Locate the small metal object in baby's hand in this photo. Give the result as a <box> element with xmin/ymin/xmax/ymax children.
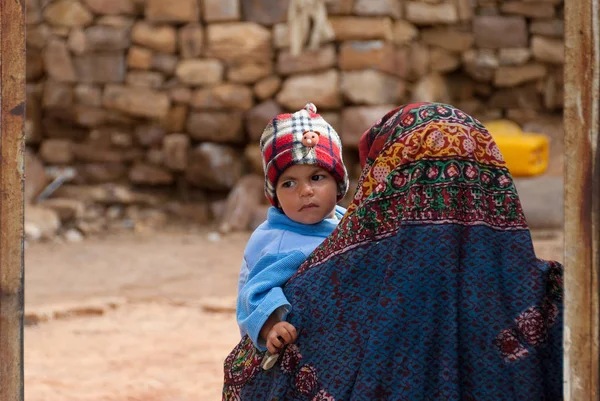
<box><xmin>261</xmin><ymin>351</ymin><xmax>280</xmax><ymax>370</ymax></box>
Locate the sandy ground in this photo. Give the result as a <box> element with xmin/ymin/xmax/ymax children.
<box><xmin>24</xmin><ymin>227</ymin><xmax>563</xmax><ymax>401</ymax></box>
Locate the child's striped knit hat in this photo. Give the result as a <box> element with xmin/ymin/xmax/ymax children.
<box><xmin>259</xmin><ymin>103</ymin><xmax>349</xmax><ymax>207</ymax></box>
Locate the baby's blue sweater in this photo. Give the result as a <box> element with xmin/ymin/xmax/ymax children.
<box><xmin>237</xmin><ymin>205</ymin><xmax>346</xmax><ymax>350</ymax></box>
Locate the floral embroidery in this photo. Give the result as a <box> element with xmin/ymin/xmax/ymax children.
<box><xmin>312</xmin><ymin>389</ymin><xmax>336</xmax><ymax>401</ymax></box>
<box><xmin>295</xmin><ymin>364</ymin><xmax>319</xmax><ymax>395</ymax></box>
<box><xmin>493</xmin><ymin>328</ymin><xmax>529</xmax><ymax>362</ymax></box>
<box><xmin>515</xmin><ymin>306</ymin><xmax>547</xmax><ymax>346</ymax></box>
<box><xmin>280</xmin><ymin>344</ymin><xmax>302</xmax><ymax>374</ymax></box>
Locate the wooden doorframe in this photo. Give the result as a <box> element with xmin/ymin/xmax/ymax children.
<box><xmin>564</xmin><ymin>0</ymin><xmax>600</xmax><ymax>399</ymax></box>
<box><xmin>0</xmin><ymin>0</ymin><xmax>26</xmax><ymax>400</ymax></box>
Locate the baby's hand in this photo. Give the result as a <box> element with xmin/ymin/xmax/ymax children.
<box><xmin>266</xmin><ymin>321</ymin><xmax>297</xmax><ymax>354</ymax></box>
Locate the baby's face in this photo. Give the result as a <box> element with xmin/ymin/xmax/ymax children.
<box><xmin>275</xmin><ymin>164</ymin><xmax>337</xmax><ymax>225</ymax></box>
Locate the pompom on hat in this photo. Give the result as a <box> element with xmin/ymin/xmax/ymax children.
<box><xmin>260</xmin><ymin>103</ymin><xmax>349</xmax><ymax>207</ymax></box>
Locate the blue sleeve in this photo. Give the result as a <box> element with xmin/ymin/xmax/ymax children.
<box><xmin>237</xmin><ymin>259</ymin><xmax>249</xmax><ymax>296</ymax></box>
<box><xmin>236</xmin><ymin>250</ymin><xmax>306</xmax><ymax>351</ymax></box>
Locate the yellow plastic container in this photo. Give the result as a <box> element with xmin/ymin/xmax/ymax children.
<box><xmin>483</xmin><ymin>119</ymin><xmax>549</xmax><ymax>177</ymax></box>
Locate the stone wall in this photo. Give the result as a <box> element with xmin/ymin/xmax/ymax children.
<box><xmin>26</xmin><ymin>0</ymin><xmax>565</xmax><ymax>216</ymax></box>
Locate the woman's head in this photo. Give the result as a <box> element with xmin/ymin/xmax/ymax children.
<box><xmin>260</xmin><ymin>103</ymin><xmax>349</xmax><ymax>209</ymax></box>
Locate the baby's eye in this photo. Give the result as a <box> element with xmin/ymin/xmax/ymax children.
<box><xmin>281</xmin><ymin>181</ymin><xmax>295</xmax><ymax>188</ymax></box>
<box><xmin>312</xmin><ymin>175</ymin><xmax>325</xmax><ymax>181</ymax></box>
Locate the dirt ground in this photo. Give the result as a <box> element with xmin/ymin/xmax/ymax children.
<box><xmin>24</xmin><ymin>226</ymin><xmax>563</xmax><ymax>401</ymax></box>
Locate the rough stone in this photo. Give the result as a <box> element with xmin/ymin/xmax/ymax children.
<box><xmin>25</xmin><ymin>150</ymin><xmax>48</xmax><ymax>203</ymax></box>
<box><xmin>40</xmin><ymin>139</ymin><xmax>73</xmax><ymax>164</ymax></box>
<box><xmin>203</xmin><ymin>0</ymin><xmax>241</xmax><ymax>22</ymax></box>
<box><xmin>27</xmin><ymin>24</ymin><xmax>51</xmax><ymax>50</ymax></box>
<box><xmin>218</xmin><ymin>174</ymin><xmax>265</xmax><ymax>233</ymax></box>
<box><xmin>408</xmin><ymin>43</ymin><xmax>430</xmax><ymax>79</ymax></box>
<box><xmin>67</xmin><ymin>28</ymin><xmax>88</xmax><ymax>55</ymax></box>
<box><xmin>151</xmin><ymin>53</ymin><xmax>179</xmax><ymax>75</ymax></box>
<box><xmin>488</xmin><ymin>84</ymin><xmax>542</xmax><ymax>110</ymax></box>
<box><xmin>127</xmin><ymin>46</ymin><xmax>153</xmax><ymax>70</ymax></box>
<box><xmin>405</xmin><ymin>2</ymin><xmax>459</xmax><ymax>25</ymax></box>
<box><xmin>429</xmin><ymin>47</ymin><xmax>461</xmax><ymax>73</ymax></box>
<box><xmin>326</xmin><ymin>0</ymin><xmax>354</xmax><ymax>15</ymax></box>
<box><xmin>272</xmin><ymin>23</ymin><xmax>308</xmax><ymax>49</ymax></box>
<box><xmin>277</xmin><ymin>45</ymin><xmax>336</xmax><ymax>75</ymax></box>
<box><xmin>501</xmin><ymin>2</ymin><xmax>555</xmax><ymax>18</ymax></box>
<box><xmin>163</xmin><ymin>134</ymin><xmax>190</xmax><ymax>171</ymax></box>
<box><xmin>55</xmin><ymin>183</ymin><xmax>162</xmax><ymax>206</ymax></box>
<box><xmin>126</xmin><ymin>71</ymin><xmax>164</xmax><ymax>88</ymax></box>
<box><xmin>82</xmin><ymin>0</ymin><xmax>136</xmax><ymax>15</ymax></box>
<box><xmin>244</xmin><ymin>144</ymin><xmax>263</xmax><ymax>175</ymax></box>
<box><xmin>498</xmin><ymin>48</ymin><xmax>531</xmax><ymax>65</ymax></box>
<box><xmin>494</xmin><ymin>64</ymin><xmax>547</xmax><ymax>87</ymax></box>
<box><xmin>27</xmin><ymin>51</ymin><xmax>44</xmax><ymax>81</ymax></box>
<box><xmin>145</xmin><ymin>0</ymin><xmax>200</xmax><ymax>23</ymax></box>
<box><xmin>245</xmin><ymin>100</ymin><xmax>282</xmax><ymax>141</ymax></box>
<box><xmin>410</xmin><ymin>73</ymin><xmax>452</xmax><ymax>104</ymax></box>
<box><xmin>253</xmin><ymin>75</ymin><xmax>281</xmax><ymax>100</ymax></box>
<box><xmin>339</xmin><ymin>41</ymin><xmax>409</xmax><ymax>77</ymax></box>
<box><xmin>530</xmin><ymin>19</ymin><xmax>564</xmax><ymax>38</ymax></box>
<box><xmin>43</xmin><ymin>0</ymin><xmax>93</xmax><ymax>27</ymax></box>
<box><xmin>531</xmin><ymin>36</ymin><xmax>564</xmax><ymax>65</ymax></box>
<box><xmin>37</xmin><ymin>198</ymin><xmax>85</xmax><ymax>222</ymax></box>
<box><xmin>191</xmin><ymin>84</ymin><xmax>254</xmax><ymax>110</ymax></box>
<box><xmin>340</xmin><ymin>105</ymin><xmax>397</xmax><ymax>146</ymax></box>
<box><xmin>207</xmin><ymin>22</ymin><xmax>272</xmax><ymax>63</ymax></box>
<box><xmin>43</xmin><ymin>80</ymin><xmax>73</xmax><ymax>109</ymax></box>
<box><xmin>96</xmin><ymin>15</ymin><xmax>135</xmax><ymax>28</ymax></box>
<box><xmin>131</xmin><ymin>22</ymin><xmax>177</xmax><ymax>53</ymax></box>
<box><xmin>43</xmin><ymin>39</ymin><xmax>77</xmax><ymax>83</ymax></box>
<box><xmin>186</xmin><ymin>112</ymin><xmax>244</xmax><ymax>143</ymax></box>
<box><xmin>329</xmin><ymin>17</ymin><xmax>393</xmax><ymax>41</ymax></box>
<box><xmin>129</xmin><ymin>163</ymin><xmax>174</xmax><ymax>186</ymax></box>
<box><xmin>514</xmin><ymin>176</ymin><xmax>563</xmax><ymax>229</ymax></box>
<box><xmin>179</xmin><ymin>24</ymin><xmax>204</xmax><ymax>59</ymax></box>
<box><xmin>169</xmin><ymin>86</ymin><xmax>193</xmax><ymax>103</ymax></box>
<box><xmin>228</xmin><ymin>62</ymin><xmax>273</xmax><ymax>83</ymax></box>
<box><xmin>175</xmin><ymin>59</ymin><xmax>224</xmax><ymax>86</ymax></box>
<box><xmin>25</xmin><ymin>206</ymin><xmax>61</xmax><ymax>241</ymax></box>
<box><xmin>74</xmin><ymin>53</ymin><xmax>126</xmax><ymax>83</ymax></box>
<box><xmin>462</xmin><ymin>49</ymin><xmax>499</xmax><ymax>82</ymax></box>
<box><xmin>455</xmin><ymin>0</ymin><xmax>474</xmax><ymax>21</ymax></box>
<box><xmin>84</xmin><ymin>26</ymin><xmax>131</xmax><ymax>51</ymax></box>
<box><xmin>473</xmin><ymin>16</ymin><xmax>528</xmax><ymax>49</ymax></box>
<box><xmin>25</xmin><ymin>90</ymin><xmax>43</xmax><ymax>145</ymax></box>
<box><xmin>77</xmin><ymin>164</ymin><xmax>128</xmax><ymax>184</ymax></box>
<box><xmin>277</xmin><ymin>69</ymin><xmax>341</xmax><ymax>110</ymax></box>
<box><xmin>27</xmin><ymin>0</ymin><xmax>43</xmax><ymax>24</ymax></box>
<box><xmin>160</xmin><ymin>104</ymin><xmax>188</xmax><ymax>132</ymax></box>
<box><xmin>103</xmin><ymin>85</ymin><xmax>171</xmax><ymax>119</ymax></box>
<box><xmin>241</xmin><ymin>0</ymin><xmax>289</xmax><ymax>25</ymax></box>
<box><xmin>393</xmin><ymin>21</ymin><xmax>419</xmax><ymax>44</ymax></box>
<box><xmin>420</xmin><ymin>28</ymin><xmax>474</xmax><ymax>52</ymax></box>
<box><xmin>185</xmin><ymin>143</ymin><xmax>244</xmax><ymax>190</ymax></box>
<box><xmin>136</xmin><ymin>125</ymin><xmax>166</xmax><ymax>147</ymax></box>
<box><xmin>353</xmin><ymin>0</ymin><xmax>401</xmax><ymax>17</ymax></box>
<box><xmin>341</xmin><ymin>70</ymin><xmax>405</xmax><ymax>105</ymax></box>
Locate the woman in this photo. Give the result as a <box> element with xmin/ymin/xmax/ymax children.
<box><xmin>223</xmin><ymin>102</ymin><xmax>563</xmax><ymax>401</ymax></box>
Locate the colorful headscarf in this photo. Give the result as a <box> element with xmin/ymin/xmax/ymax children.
<box><xmin>224</xmin><ymin>103</ymin><xmax>563</xmax><ymax>401</ymax></box>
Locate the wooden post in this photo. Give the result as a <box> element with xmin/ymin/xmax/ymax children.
<box><xmin>564</xmin><ymin>0</ymin><xmax>600</xmax><ymax>399</ymax></box>
<box><xmin>0</xmin><ymin>0</ymin><xmax>25</xmax><ymax>400</ymax></box>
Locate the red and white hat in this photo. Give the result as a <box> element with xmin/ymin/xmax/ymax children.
<box><xmin>260</xmin><ymin>103</ymin><xmax>349</xmax><ymax>207</ymax></box>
